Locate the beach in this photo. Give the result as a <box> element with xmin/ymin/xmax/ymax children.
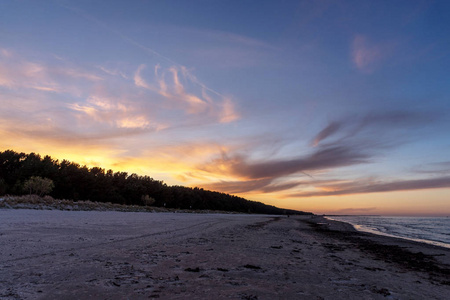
<box><xmin>1</xmin><ymin>210</ymin><xmax>449</xmax><ymax>299</ymax></box>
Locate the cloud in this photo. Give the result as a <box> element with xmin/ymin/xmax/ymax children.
<box><xmin>312</xmin><ymin>121</ymin><xmax>342</xmax><ymax>146</ymax></box>
<box><xmin>68</xmin><ymin>95</ymin><xmax>162</xmax><ymax>130</ymax></box>
<box><xmin>134</xmin><ymin>64</ymin><xmax>153</xmax><ymax>90</ymax></box>
<box><xmin>0</xmin><ymin>109</ymin><xmax>150</xmax><ymax>149</ymax></box>
<box><xmin>134</xmin><ymin>64</ymin><xmax>240</xmax><ymax>122</ymax></box>
<box><xmin>202</xmin><ymin>178</ymin><xmax>305</xmax><ymax>195</ymax></box>
<box><xmin>30</xmin><ymin>86</ymin><xmax>60</xmax><ymax>92</ymax></box>
<box><xmin>411</xmin><ymin>161</ymin><xmax>450</xmax><ymax>176</ymax></box>
<box><xmin>219</xmin><ymin>98</ymin><xmax>239</xmax><ymax>123</ymax></box>
<box><xmin>98</xmin><ymin>65</ymin><xmax>129</xmax><ymax>79</ymax></box>
<box><xmin>167</xmin><ymin>27</ymin><xmax>279</xmax><ymax>69</ymax></box>
<box><xmin>232</xmin><ymin>145</ymin><xmax>369</xmax><ymax>180</ymax></box>
<box><xmin>201</xmin><ymin>179</ymin><xmax>273</xmax><ymax>194</ymax></box>
<box><xmin>311</xmin><ymin>111</ymin><xmax>436</xmax><ymax>147</ymax></box>
<box><xmin>61</xmin><ymin>2</ymin><xmax>178</xmax><ymax>66</ymax></box>
<box><xmin>0</xmin><ymin>51</ymin><xmax>50</xmax><ymax>89</ymax></box>
<box><xmin>351</xmin><ymin>35</ymin><xmax>396</xmax><ymax>73</ymax></box>
<box><xmin>140</xmin><ymin>64</ymin><xmax>208</xmax><ymax>114</ymax></box>
<box><xmin>0</xmin><ymin>48</ymin><xmax>101</xmax><ymax>93</ymax></box>
<box><xmin>59</xmin><ymin>68</ymin><xmax>102</xmax><ymax>81</ymax></box>
<box><xmin>196</xmin><ymin>110</ymin><xmax>439</xmax><ymax>195</ymax></box>
<box><xmin>199</xmin><ymin>143</ymin><xmax>370</xmax><ymax>191</ymax></box>
<box><xmin>205</xmin><ymin>110</ymin><xmax>435</xmax><ymax>182</ymax></box>
<box><xmin>287</xmin><ymin>176</ymin><xmax>450</xmax><ymax>197</ymax></box>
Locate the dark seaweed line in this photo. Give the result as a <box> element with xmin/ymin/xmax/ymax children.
<box><xmin>305</xmin><ymin>220</ymin><xmax>450</xmax><ymax>285</ymax></box>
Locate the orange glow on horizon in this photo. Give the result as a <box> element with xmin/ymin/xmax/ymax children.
<box><xmin>2</xmin><ymin>141</ymin><xmax>450</xmax><ymax>217</ymax></box>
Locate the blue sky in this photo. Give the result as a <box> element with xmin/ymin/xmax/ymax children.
<box><xmin>1</xmin><ymin>0</ymin><xmax>449</xmax><ymax>215</ymax></box>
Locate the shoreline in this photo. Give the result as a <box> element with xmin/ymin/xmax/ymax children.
<box><xmin>324</xmin><ymin>215</ymin><xmax>450</xmax><ymax>250</ymax></box>
<box><xmin>1</xmin><ymin>210</ymin><xmax>449</xmax><ymax>299</ymax></box>
<box><xmin>305</xmin><ymin>215</ymin><xmax>450</xmax><ymax>293</ymax></box>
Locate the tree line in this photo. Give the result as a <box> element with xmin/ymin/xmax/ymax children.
<box><xmin>0</xmin><ymin>150</ymin><xmax>309</xmax><ymax>215</ymax></box>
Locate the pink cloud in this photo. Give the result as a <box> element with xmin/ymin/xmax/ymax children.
<box><xmin>133</xmin><ymin>64</ymin><xmax>153</xmax><ymax>90</ymax></box>
<box><xmin>351</xmin><ymin>35</ymin><xmax>396</xmax><ymax>73</ymax></box>
<box><xmin>134</xmin><ymin>64</ymin><xmax>240</xmax><ymax>122</ymax></box>
<box><xmin>219</xmin><ymin>97</ymin><xmax>239</xmax><ymax>123</ymax></box>
<box><xmin>68</xmin><ymin>95</ymin><xmax>159</xmax><ymax>130</ymax></box>
<box><xmin>0</xmin><ymin>48</ymin><xmax>101</xmax><ymax>92</ymax></box>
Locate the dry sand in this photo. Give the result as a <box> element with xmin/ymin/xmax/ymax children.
<box><xmin>0</xmin><ymin>209</ymin><xmax>449</xmax><ymax>299</ymax></box>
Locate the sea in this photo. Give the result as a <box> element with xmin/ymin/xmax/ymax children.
<box><xmin>325</xmin><ymin>216</ymin><xmax>450</xmax><ymax>249</ymax></box>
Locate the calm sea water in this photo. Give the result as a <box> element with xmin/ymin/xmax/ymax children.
<box><xmin>326</xmin><ymin>216</ymin><xmax>450</xmax><ymax>249</ymax></box>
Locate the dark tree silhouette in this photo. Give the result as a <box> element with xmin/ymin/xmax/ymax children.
<box><xmin>0</xmin><ymin>150</ymin><xmax>310</xmax><ymax>215</ymax></box>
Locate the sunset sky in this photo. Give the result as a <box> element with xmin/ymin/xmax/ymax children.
<box><xmin>1</xmin><ymin>0</ymin><xmax>449</xmax><ymax>216</ymax></box>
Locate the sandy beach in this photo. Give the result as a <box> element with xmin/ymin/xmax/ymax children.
<box><xmin>1</xmin><ymin>210</ymin><xmax>449</xmax><ymax>299</ymax></box>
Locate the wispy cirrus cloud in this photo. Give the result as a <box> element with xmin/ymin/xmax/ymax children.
<box><xmin>134</xmin><ymin>64</ymin><xmax>239</xmax><ymax>123</ymax></box>
<box><xmin>97</xmin><ymin>65</ymin><xmax>129</xmax><ymax>79</ymax></box>
<box><xmin>133</xmin><ymin>64</ymin><xmax>153</xmax><ymax>90</ymax></box>
<box><xmin>164</xmin><ymin>26</ymin><xmax>279</xmax><ymax>69</ymax></box>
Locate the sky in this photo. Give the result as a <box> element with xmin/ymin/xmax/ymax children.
<box><xmin>1</xmin><ymin>0</ymin><xmax>450</xmax><ymax>216</ymax></box>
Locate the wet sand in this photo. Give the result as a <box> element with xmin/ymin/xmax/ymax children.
<box><xmin>0</xmin><ymin>210</ymin><xmax>449</xmax><ymax>299</ymax></box>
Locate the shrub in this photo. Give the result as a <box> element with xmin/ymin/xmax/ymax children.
<box><xmin>141</xmin><ymin>194</ymin><xmax>155</xmax><ymax>206</ymax></box>
<box><xmin>23</xmin><ymin>176</ymin><xmax>54</xmax><ymax>196</ymax></box>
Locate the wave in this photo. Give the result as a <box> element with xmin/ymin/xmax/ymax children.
<box><xmin>326</xmin><ymin>216</ymin><xmax>450</xmax><ymax>249</ymax></box>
